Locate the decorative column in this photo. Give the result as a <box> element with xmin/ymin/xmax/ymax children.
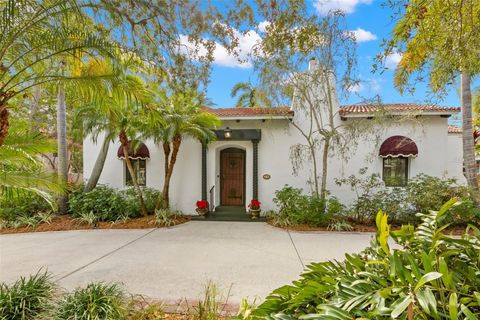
<box><xmin>252</xmin><ymin>139</ymin><xmax>259</xmax><ymax>200</ymax></box>
<box><xmin>201</xmin><ymin>143</ymin><xmax>207</xmax><ymax>201</ymax></box>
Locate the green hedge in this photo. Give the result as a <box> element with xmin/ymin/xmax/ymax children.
<box><xmin>68</xmin><ymin>185</ymin><xmax>161</xmax><ymax>221</ymax></box>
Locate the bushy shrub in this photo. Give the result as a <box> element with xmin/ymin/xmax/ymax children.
<box><xmin>273</xmin><ymin>185</ymin><xmax>331</xmax><ymax>227</ymax></box>
<box><xmin>68</xmin><ymin>186</ymin><xmax>131</xmax><ymax>221</ymax></box>
<box><xmin>336</xmin><ymin>169</ymin><xmax>477</xmax><ymax>225</ymax></box>
<box><xmin>0</xmin><ymin>271</ymin><xmax>56</xmax><ymax>320</ymax></box>
<box><xmin>0</xmin><ymin>193</ymin><xmax>53</xmax><ymax>222</ymax></box>
<box><xmin>251</xmin><ymin>199</ymin><xmax>480</xmax><ymax>319</ymax></box>
<box><xmin>405</xmin><ymin>174</ymin><xmax>476</xmax><ymax>224</ymax></box>
<box><xmin>68</xmin><ymin>186</ymin><xmax>162</xmax><ymax>222</ymax></box>
<box><xmin>119</xmin><ymin>187</ymin><xmax>161</xmax><ymax>215</ymax></box>
<box><xmin>335</xmin><ymin>169</ymin><xmax>385</xmax><ymax>223</ymax></box>
<box><xmin>55</xmin><ymin>282</ymin><xmax>128</xmax><ymax>320</ymax></box>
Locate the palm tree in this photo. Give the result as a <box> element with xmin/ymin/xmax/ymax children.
<box><xmin>231</xmin><ymin>82</ymin><xmax>257</xmax><ymax>108</ymax></box>
<box><xmin>77</xmin><ymin>72</ymin><xmax>154</xmax><ymax>216</ymax></box>
<box><xmin>145</xmin><ymin>89</ymin><xmax>220</xmax><ymax>209</ymax></box>
<box><xmin>0</xmin><ymin>0</ymin><xmax>117</xmax><ymax>147</ymax></box>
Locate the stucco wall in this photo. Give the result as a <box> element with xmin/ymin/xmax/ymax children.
<box><xmin>321</xmin><ymin>116</ymin><xmax>464</xmax><ymax>204</ymax></box>
<box><xmin>83</xmin><ymin>65</ymin><xmax>463</xmax><ymax>214</ymax></box>
<box><xmin>446</xmin><ymin>133</ymin><xmax>466</xmax><ymax>183</ymax></box>
<box><xmin>83</xmin><ymin>113</ymin><xmax>463</xmax><ymax>214</ymax></box>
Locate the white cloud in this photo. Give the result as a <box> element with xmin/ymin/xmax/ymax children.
<box><xmin>347</xmin><ymin>78</ymin><xmax>381</xmax><ymax>94</ymax></box>
<box><xmin>385</xmin><ymin>51</ymin><xmax>402</xmax><ymax>69</ymax></box>
<box><xmin>350</xmin><ymin>28</ymin><xmax>377</xmax><ymax>43</ymax></box>
<box><xmin>257</xmin><ymin>20</ymin><xmax>271</xmax><ymax>33</ymax></box>
<box><xmin>347</xmin><ymin>83</ymin><xmax>363</xmax><ymax>93</ymax></box>
<box><xmin>314</xmin><ymin>0</ymin><xmax>373</xmax><ymax>15</ymax></box>
<box><xmin>178</xmin><ymin>28</ymin><xmax>262</xmax><ymax>69</ymax></box>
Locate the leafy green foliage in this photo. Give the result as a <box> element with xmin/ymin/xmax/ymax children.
<box><xmin>69</xmin><ymin>186</ymin><xmax>131</xmax><ymax>222</ymax></box>
<box><xmin>335</xmin><ymin>168</ymin><xmax>386</xmax><ymax>224</ymax></box>
<box><xmin>406</xmin><ymin>174</ymin><xmax>475</xmax><ymax>224</ymax></box>
<box><xmin>0</xmin><ymin>119</ymin><xmax>61</xmax><ymax>204</ymax></box>
<box><xmin>272</xmin><ymin>185</ymin><xmax>337</xmax><ymax>227</ymax></box>
<box><xmin>0</xmin><ymin>271</ymin><xmax>56</xmax><ymax>320</ymax></box>
<box><xmin>153</xmin><ymin>208</ymin><xmax>180</xmax><ymax>227</ymax></box>
<box><xmin>336</xmin><ymin>170</ymin><xmax>476</xmax><ymax>225</ymax></box>
<box><xmin>327</xmin><ymin>220</ymin><xmax>353</xmax><ymax>232</ymax></box>
<box><xmin>119</xmin><ymin>187</ymin><xmax>161</xmax><ymax>216</ymax></box>
<box><xmin>0</xmin><ymin>193</ymin><xmax>53</xmax><ymax>222</ymax></box>
<box><xmin>190</xmin><ymin>281</ymin><xmax>224</xmax><ymax>320</ymax></box>
<box><xmin>74</xmin><ymin>211</ymin><xmax>99</xmax><ymax>226</ymax></box>
<box><xmin>55</xmin><ymin>282</ymin><xmax>128</xmax><ymax>320</ymax></box>
<box><xmin>68</xmin><ymin>186</ymin><xmax>161</xmax><ymax>222</ymax></box>
<box><xmin>251</xmin><ymin>199</ymin><xmax>480</xmax><ymax>319</ymax></box>
<box><xmin>126</xmin><ymin>299</ymin><xmax>165</xmax><ymax>320</ymax></box>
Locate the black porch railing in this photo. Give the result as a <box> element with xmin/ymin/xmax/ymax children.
<box><xmin>209</xmin><ymin>186</ymin><xmax>215</xmax><ymax>212</ymax></box>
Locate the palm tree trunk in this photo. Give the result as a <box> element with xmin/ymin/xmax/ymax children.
<box><xmin>0</xmin><ymin>105</ymin><xmax>8</xmax><ymax>147</ymax></box>
<box><xmin>161</xmin><ymin>135</ymin><xmax>182</xmax><ymax>209</ymax></box>
<box><xmin>155</xmin><ymin>142</ymin><xmax>171</xmax><ymax>210</ymax></box>
<box><xmin>57</xmin><ymin>84</ymin><xmax>69</xmax><ymax>214</ymax></box>
<box><xmin>0</xmin><ymin>90</ymin><xmax>15</xmax><ymax>147</ymax></box>
<box><xmin>461</xmin><ymin>71</ymin><xmax>479</xmax><ymax>194</ymax></box>
<box><xmin>119</xmin><ymin>130</ymin><xmax>148</xmax><ymax>216</ymax></box>
<box><xmin>84</xmin><ymin>133</ymin><xmax>110</xmax><ymax>193</ymax></box>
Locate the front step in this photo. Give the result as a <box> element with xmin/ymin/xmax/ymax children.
<box><xmin>191</xmin><ymin>206</ymin><xmax>266</xmax><ymax>222</ymax></box>
<box><xmin>214</xmin><ymin>206</ymin><xmax>246</xmax><ymax>213</ymax></box>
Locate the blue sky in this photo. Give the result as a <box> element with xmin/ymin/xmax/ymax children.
<box><xmin>203</xmin><ymin>0</ymin><xmax>467</xmax><ymax>125</ymax></box>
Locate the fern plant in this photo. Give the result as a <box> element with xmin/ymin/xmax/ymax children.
<box><xmin>251</xmin><ymin>198</ymin><xmax>480</xmax><ymax>319</ymax></box>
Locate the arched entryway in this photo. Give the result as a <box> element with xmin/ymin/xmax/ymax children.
<box><xmin>220</xmin><ymin>148</ymin><xmax>246</xmax><ymax>206</ymax></box>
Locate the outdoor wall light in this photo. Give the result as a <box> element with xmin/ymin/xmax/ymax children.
<box><xmin>224</xmin><ymin>127</ymin><xmax>232</xmax><ymax>139</ymax></box>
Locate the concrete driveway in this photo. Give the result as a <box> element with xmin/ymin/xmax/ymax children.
<box><xmin>0</xmin><ymin>221</ymin><xmax>374</xmax><ymax>304</ymax></box>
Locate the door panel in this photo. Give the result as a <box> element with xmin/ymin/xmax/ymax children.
<box><xmin>220</xmin><ymin>148</ymin><xmax>245</xmax><ymax>206</ymax></box>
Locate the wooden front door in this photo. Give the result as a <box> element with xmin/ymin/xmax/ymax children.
<box><xmin>220</xmin><ymin>148</ymin><xmax>245</xmax><ymax>206</ymax></box>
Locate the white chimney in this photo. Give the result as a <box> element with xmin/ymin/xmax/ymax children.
<box><xmin>308</xmin><ymin>58</ymin><xmax>318</xmax><ymax>71</ymax></box>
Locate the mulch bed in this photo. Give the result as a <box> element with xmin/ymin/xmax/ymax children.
<box><xmin>0</xmin><ymin>215</ymin><xmax>191</xmax><ymax>235</ymax></box>
<box><xmin>266</xmin><ymin>220</ymin><xmax>469</xmax><ymax>235</ymax></box>
<box><xmin>266</xmin><ymin>221</ymin><xmax>377</xmax><ymax>232</ymax></box>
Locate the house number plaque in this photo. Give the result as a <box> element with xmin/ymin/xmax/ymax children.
<box><xmin>262</xmin><ymin>174</ymin><xmax>271</xmax><ymax>180</ymax></box>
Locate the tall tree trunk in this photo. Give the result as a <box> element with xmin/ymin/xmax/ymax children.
<box><xmin>0</xmin><ymin>90</ymin><xmax>14</xmax><ymax>147</ymax></box>
<box><xmin>320</xmin><ymin>136</ymin><xmax>331</xmax><ymax>204</ymax></box>
<box><xmin>161</xmin><ymin>135</ymin><xmax>182</xmax><ymax>209</ymax></box>
<box><xmin>309</xmin><ymin>142</ymin><xmax>320</xmax><ymax>197</ymax></box>
<box><xmin>119</xmin><ymin>130</ymin><xmax>148</xmax><ymax>216</ymax></box>
<box><xmin>84</xmin><ymin>133</ymin><xmax>110</xmax><ymax>193</ymax></box>
<box><xmin>461</xmin><ymin>71</ymin><xmax>479</xmax><ymax>195</ymax></box>
<box><xmin>57</xmin><ymin>84</ymin><xmax>69</xmax><ymax>214</ymax></box>
<box><xmin>155</xmin><ymin>142</ymin><xmax>171</xmax><ymax>211</ymax></box>
<box><xmin>0</xmin><ymin>106</ymin><xmax>8</xmax><ymax>147</ymax></box>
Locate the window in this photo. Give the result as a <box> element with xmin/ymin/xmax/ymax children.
<box><xmin>125</xmin><ymin>159</ymin><xmax>146</xmax><ymax>186</ymax></box>
<box><xmin>383</xmin><ymin>157</ymin><xmax>408</xmax><ymax>187</ymax></box>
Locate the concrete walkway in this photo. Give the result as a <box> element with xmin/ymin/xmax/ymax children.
<box><xmin>0</xmin><ymin>221</ymin><xmax>374</xmax><ymax>303</ymax></box>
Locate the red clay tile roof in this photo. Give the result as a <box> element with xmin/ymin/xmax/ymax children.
<box><xmin>205</xmin><ymin>107</ymin><xmax>293</xmax><ymax>118</ymax></box>
<box><xmin>448</xmin><ymin>125</ymin><xmax>462</xmax><ymax>133</ymax></box>
<box><xmin>340</xmin><ymin>103</ymin><xmax>460</xmax><ymax>117</ymax></box>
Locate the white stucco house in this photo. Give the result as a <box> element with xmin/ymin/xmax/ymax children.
<box><xmin>83</xmin><ymin>65</ymin><xmax>464</xmax><ymax>215</ymax></box>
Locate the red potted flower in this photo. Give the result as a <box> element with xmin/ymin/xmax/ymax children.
<box><xmin>248</xmin><ymin>199</ymin><xmax>261</xmax><ymax>219</ymax></box>
<box><xmin>196</xmin><ymin>200</ymin><xmax>209</xmax><ymax>217</ymax></box>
